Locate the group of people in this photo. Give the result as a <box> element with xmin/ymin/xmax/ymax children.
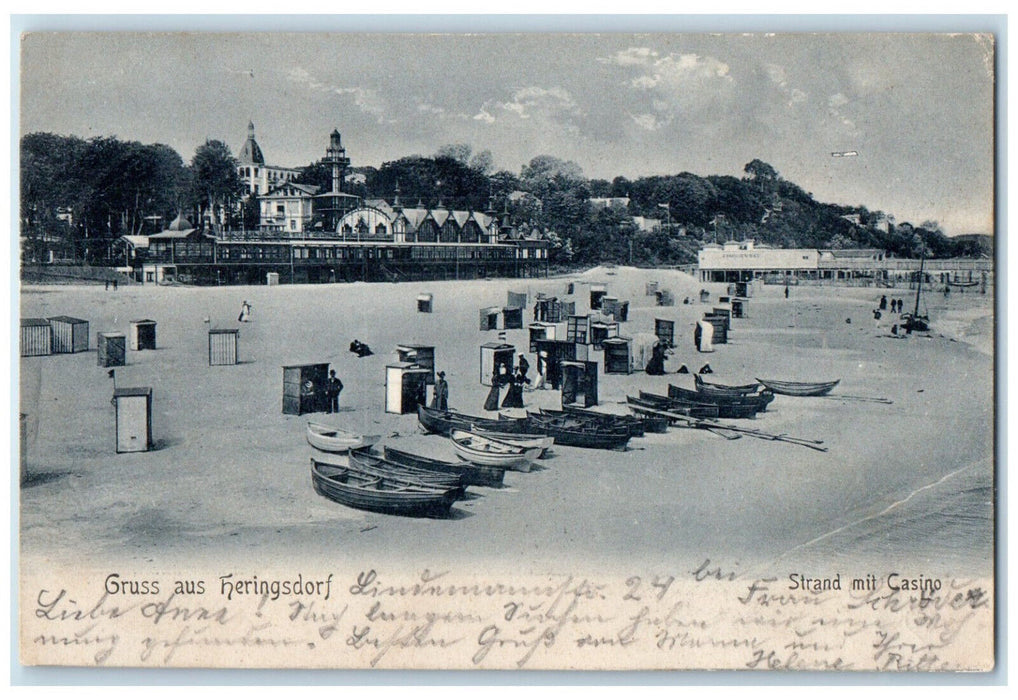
<box><xmin>104</xmin><ymin>279</ymin><xmax>119</xmax><ymax>291</ymax></box>
<box><xmin>646</xmin><ymin>340</ymin><xmax>713</xmax><ymax>376</ymax></box>
<box><xmin>879</xmin><ymin>295</ymin><xmax>907</xmax><ymax>314</ymax></box>
<box><xmin>301</xmin><ymin>368</ymin><xmax>345</xmax><ymax>413</ymax></box>
<box><xmin>483</xmin><ymin>354</ymin><xmax>531</xmax><ymax>410</ymax></box>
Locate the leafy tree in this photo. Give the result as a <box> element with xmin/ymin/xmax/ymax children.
<box><xmin>296</xmin><ymin>159</ymin><xmax>332</xmax><ymax>192</ymax></box>
<box><xmin>520</xmin><ymin>155</ymin><xmax>585</xmax><ymax>201</ymax></box>
<box><xmin>468</xmin><ymin>149</ymin><xmax>494</xmax><ymax>175</ymax></box>
<box><xmin>743</xmin><ymin>158</ymin><xmax>780</xmax><ymax>184</ymax></box>
<box><xmin>435</xmin><ymin>143</ymin><xmax>472</xmax><ymax>164</ymax></box>
<box><xmin>190</xmin><ymin>139</ymin><xmax>243</xmax><ymax>232</ymax></box>
<box><xmin>242</xmin><ymin>194</ymin><xmax>260</xmax><ymax>230</ymax></box>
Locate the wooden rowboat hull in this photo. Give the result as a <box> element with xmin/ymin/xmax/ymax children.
<box><xmin>346</xmin><ymin>450</ymin><xmax>464</xmax><ymax>491</ymax></box>
<box><xmin>311</xmin><ymin>459</ymin><xmax>458</xmax><ymax>517</ymax></box>
<box><xmin>668</xmin><ymin>385</ymin><xmax>772</xmax><ymax>417</ymax></box>
<box><xmin>694</xmin><ymin>375</ymin><xmax>762</xmax><ymax>395</ymax></box>
<box><xmin>524</xmin><ymin>413</ymin><xmax>631</xmax><ymax>450</ymax></box>
<box><xmin>468</xmin><ymin>427</ymin><xmax>554</xmax><ymax>455</ymax></box>
<box><xmin>754</xmin><ymin>378</ymin><xmax>840</xmax><ymax>397</ymax></box>
<box><xmin>630</xmin><ymin>394</ymin><xmax>720</xmax><ymax>420</ymax></box>
<box><xmin>418</xmin><ymin>404</ymin><xmax>529</xmax><ymax>437</ymax></box>
<box><xmin>383</xmin><ymin>446</ymin><xmax>505</xmax><ymax>487</ymax></box>
<box><xmin>556</xmin><ymin>405</ymin><xmax>646</xmax><ymax>437</ymax></box>
<box><xmin>450</xmin><ymin>430</ymin><xmax>539</xmax><ymax>470</ymax></box>
<box><xmin>306</xmin><ymin>422</ymin><xmax>381</xmax><ymax>453</ymax></box>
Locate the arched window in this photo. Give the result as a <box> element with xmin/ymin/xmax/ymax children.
<box><xmin>417</xmin><ymin>221</ymin><xmax>437</xmax><ymax>243</ymax></box>
<box><xmin>461</xmin><ymin>221</ymin><xmax>480</xmax><ymax>243</ymax></box>
<box><xmin>375</xmin><ymin>223</ymin><xmax>388</xmax><ymax>236</ymax></box>
<box><xmin>440</xmin><ymin>222</ymin><xmax>458</xmax><ymax>243</ymax></box>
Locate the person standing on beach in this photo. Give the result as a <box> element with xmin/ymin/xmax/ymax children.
<box><xmin>325</xmin><ymin>369</ymin><xmax>343</xmax><ymax>413</ymax></box>
<box><xmin>431</xmin><ymin>371</ymin><xmax>449</xmax><ymax>411</ymax></box>
<box><xmin>483</xmin><ymin>370</ymin><xmax>502</xmax><ymax>411</ymax></box>
<box><xmin>302</xmin><ymin>378</ymin><xmax>317</xmax><ymax>413</ymax></box>
<box><xmin>238</xmin><ymin>300</ymin><xmax>252</xmax><ymax>322</ymax></box>
<box><xmin>784</xmin><ymin>284</ymin><xmax>789</xmax><ymax>299</ymax></box>
<box><xmin>517</xmin><ymin>354</ymin><xmax>530</xmax><ymax>383</ymax></box>
<box><xmin>879</xmin><ymin>295</ymin><xmax>888</xmax><ymax>310</ymax></box>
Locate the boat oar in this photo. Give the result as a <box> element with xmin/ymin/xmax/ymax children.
<box><xmin>820</xmin><ymin>394</ymin><xmax>894</xmax><ymax>405</ymax></box>
<box><xmin>704</xmin><ymin>426</ymin><xmax>743</xmax><ymax>440</ymax></box>
<box><xmin>627</xmin><ymin>404</ymin><xmax>827</xmax><ymax>452</ymax></box>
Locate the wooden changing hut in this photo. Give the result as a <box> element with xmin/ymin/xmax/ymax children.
<box><xmin>282</xmin><ymin>363</ymin><xmax>329</xmax><ymax>415</ymax></box>
<box><xmin>21</xmin><ymin>318</ymin><xmax>52</xmax><ymax>357</ymax></box>
<box><xmin>48</xmin><ymin>316</ymin><xmax>89</xmax><ymax>353</ymax></box>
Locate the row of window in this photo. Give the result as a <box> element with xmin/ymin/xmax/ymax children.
<box><xmin>150</xmin><ymin>242</ymin><xmax>542</xmax><ymax>264</ymax></box>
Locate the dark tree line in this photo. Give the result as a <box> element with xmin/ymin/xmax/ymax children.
<box><xmin>21</xmin><ymin>133</ymin><xmax>241</xmax><ymax>264</ymax></box>
<box><xmin>21</xmin><ymin>132</ymin><xmax>982</xmax><ymax>267</ymax></box>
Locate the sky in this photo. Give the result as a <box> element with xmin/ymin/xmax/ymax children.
<box><xmin>18</xmin><ymin>31</ymin><xmax>996</xmax><ymax>235</ymax></box>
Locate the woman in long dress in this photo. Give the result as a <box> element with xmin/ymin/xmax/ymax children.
<box><xmin>482</xmin><ymin>371</ymin><xmax>502</xmax><ymax>411</ymax></box>
<box><xmin>501</xmin><ymin>371</ymin><xmax>525</xmax><ymax>409</ymax></box>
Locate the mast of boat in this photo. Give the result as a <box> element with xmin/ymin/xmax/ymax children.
<box><xmin>913</xmin><ymin>249</ymin><xmax>926</xmax><ymax>317</ymax></box>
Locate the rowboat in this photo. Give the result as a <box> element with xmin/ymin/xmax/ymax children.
<box><xmin>668</xmin><ymin>384</ymin><xmax>774</xmax><ymax>417</ymax></box>
<box><xmin>449</xmin><ymin>430</ymin><xmax>540</xmax><ymax>470</ymax></box>
<box><xmin>311</xmin><ymin>458</ymin><xmax>460</xmax><ymax>517</ymax></box>
<box><xmin>693</xmin><ymin>375</ymin><xmax>762</xmax><ymax>396</ymax></box>
<box><xmin>345</xmin><ymin>449</ymin><xmax>464</xmax><ymax>492</ymax></box>
<box><xmin>556</xmin><ymin>405</ymin><xmax>647</xmax><ymax>437</ymax></box>
<box><xmin>524</xmin><ymin>412</ymin><xmax>631</xmax><ymax>450</ymax></box>
<box><xmin>468</xmin><ymin>426</ymin><xmax>554</xmax><ymax>456</ymax></box>
<box><xmin>563</xmin><ymin>404</ymin><xmax>670</xmax><ymax>436</ymax></box>
<box><xmin>754</xmin><ymin>378</ymin><xmax>840</xmax><ymax>397</ymax></box>
<box><xmin>631</xmin><ymin>393</ymin><xmax>720</xmax><ymax>420</ymax></box>
<box><xmin>418</xmin><ymin>404</ymin><xmax>529</xmax><ymax>437</ymax></box>
<box><xmin>306</xmin><ymin>421</ymin><xmax>381</xmax><ymax>453</ymax></box>
<box><xmin>383</xmin><ymin>445</ymin><xmax>505</xmax><ymax>487</ymax></box>
<box><xmin>947</xmin><ymin>280</ymin><xmax>979</xmax><ymax>288</ymax></box>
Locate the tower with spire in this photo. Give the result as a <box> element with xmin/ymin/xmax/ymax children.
<box><xmin>315</xmin><ymin>129</ymin><xmax>359</xmax><ymax>231</ymax></box>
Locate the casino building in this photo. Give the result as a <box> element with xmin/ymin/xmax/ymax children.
<box><xmin>127</xmin><ymin>126</ymin><xmax>550</xmax><ymax>285</ymax></box>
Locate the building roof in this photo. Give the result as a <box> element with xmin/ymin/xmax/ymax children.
<box><xmin>119</xmin><ymin>235</ymin><xmax>150</xmax><ymax>248</ymax></box>
<box><xmin>238</xmin><ymin>121</ymin><xmax>265</xmax><ymax>165</ymax></box>
<box><xmin>167</xmin><ymin>213</ymin><xmax>193</xmax><ymax>231</ymax></box>
<box><xmin>362</xmin><ymin>199</ymin><xmax>396</xmax><ymax>217</ymax></box>
<box><xmin>263</xmin><ymin>182</ymin><xmax>321</xmax><ymax>198</ymax></box>
<box><xmin>149</xmin><ymin>228</ymin><xmax>213</xmax><ymax>240</ymax></box>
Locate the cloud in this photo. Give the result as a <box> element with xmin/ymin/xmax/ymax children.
<box><xmin>472</xmin><ymin>86</ymin><xmax>583</xmax><ymax>125</ymax></box>
<box><xmin>629</xmin><ymin>112</ymin><xmax>670</xmax><ymax>131</ymax></box>
<box><xmin>828</xmin><ymin>93</ymin><xmax>850</xmax><ymax>108</ymax></box>
<box><xmin>473</xmin><ymin>108</ymin><xmax>496</xmax><ymax>124</ymax></box>
<box><xmin>826</xmin><ymin>92</ymin><xmax>857</xmax><ymax>132</ymax></box>
<box><xmin>287</xmin><ymin>67</ymin><xmax>394</xmax><ymax>124</ymax></box>
<box><xmin>766</xmin><ymin>63</ymin><xmax>809</xmax><ymax>107</ymax></box>
<box><xmin>604</xmin><ymin>51</ymin><xmax>734</xmax><ymax>130</ymax></box>
<box><xmin>626</xmin><ymin>53</ymin><xmax>731</xmax><ymax>91</ymax></box>
<box><xmin>599</xmin><ymin>47</ymin><xmax>660</xmax><ymax>66</ymax></box>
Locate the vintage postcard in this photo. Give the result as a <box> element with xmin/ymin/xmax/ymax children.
<box><xmin>16</xmin><ymin>29</ymin><xmax>996</xmax><ymax>672</ymax></box>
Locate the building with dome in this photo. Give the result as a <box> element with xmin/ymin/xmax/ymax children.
<box><xmin>140</xmin><ymin>213</ymin><xmax>216</xmax><ymax>284</ymax></box>
<box><xmin>121</xmin><ymin>126</ymin><xmax>550</xmax><ymax>285</ymax></box>
<box><xmin>236</xmin><ymin>122</ymin><xmax>300</xmax><ymax>196</ymax></box>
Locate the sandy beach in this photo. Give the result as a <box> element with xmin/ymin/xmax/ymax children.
<box><xmin>19</xmin><ymin>267</ymin><xmax>994</xmax><ymax>577</ymax></box>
